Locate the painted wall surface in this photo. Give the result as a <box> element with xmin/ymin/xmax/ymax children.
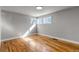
<box><xmin>0</xmin><ymin>7</ymin><xmax>1</xmax><ymax>40</ymax></box>
<box><xmin>1</xmin><ymin>10</ymin><xmax>37</xmax><ymax>40</ymax></box>
<box><xmin>37</xmin><ymin>7</ymin><xmax>79</xmax><ymax>42</ymax></box>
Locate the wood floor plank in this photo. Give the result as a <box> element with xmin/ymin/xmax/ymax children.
<box><xmin>0</xmin><ymin>34</ymin><xmax>79</xmax><ymax>52</ymax></box>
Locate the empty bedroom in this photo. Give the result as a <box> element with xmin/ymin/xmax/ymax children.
<box><xmin>0</xmin><ymin>6</ymin><xmax>79</xmax><ymax>52</ymax></box>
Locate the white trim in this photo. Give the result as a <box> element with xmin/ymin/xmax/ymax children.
<box><xmin>1</xmin><ymin>33</ymin><xmax>37</xmax><ymax>42</ymax></box>
<box><xmin>38</xmin><ymin>33</ymin><xmax>79</xmax><ymax>44</ymax></box>
<box><xmin>1</xmin><ymin>36</ymin><xmax>20</xmax><ymax>42</ymax></box>
<box><xmin>1</xmin><ymin>33</ymin><xmax>79</xmax><ymax>44</ymax></box>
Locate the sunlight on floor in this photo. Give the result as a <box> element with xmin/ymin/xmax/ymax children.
<box><xmin>20</xmin><ymin>24</ymin><xmax>50</xmax><ymax>51</ymax></box>
<box><xmin>22</xmin><ymin>38</ymin><xmax>36</xmax><ymax>47</ymax></box>
<box><xmin>21</xmin><ymin>37</ymin><xmax>50</xmax><ymax>52</ymax></box>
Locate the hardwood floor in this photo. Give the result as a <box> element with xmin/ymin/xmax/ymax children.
<box><xmin>0</xmin><ymin>38</ymin><xmax>31</xmax><ymax>52</ymax></box>
<box><xmin>0</xmin><ymin>34</ymin><xmax>79</xmax><ymax>52</ymax></box>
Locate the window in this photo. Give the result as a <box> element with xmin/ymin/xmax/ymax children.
<box><xmin>31</xmin><ymin>16</ymin><xmax>52</xmax><ymax>24</ymax></box>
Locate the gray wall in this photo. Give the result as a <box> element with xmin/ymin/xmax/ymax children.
<box><xmin>37</xmin><ymin>7</ymin><xmax>79</xmax><ymax>42</ymax></box>
<box><xmin>0</xmin><ymin>7</ymin><xmax>1</xmax><ymax>40</ymax></box>
<box><xmin>1</xmin><ymin>10</ymin><xmax>37</xmax><ymax>40</ymax></box>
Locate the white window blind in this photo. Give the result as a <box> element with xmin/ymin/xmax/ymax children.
<box><xmin>31</xmin><ymin>16</ymin><xmax>52</xmax><ymax>24</ymax></box>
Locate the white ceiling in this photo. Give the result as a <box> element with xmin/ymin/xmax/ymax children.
<box><xmin>2</xmin><ymin>6</ymin><xmax>74</xmax><ymax>17</ymax></box>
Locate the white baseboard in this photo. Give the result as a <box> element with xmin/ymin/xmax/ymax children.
<box><xmin>1</xmin><ymin>33</ymin><xmax>37</xmax><ymax>42</ymax></box>
<box><xmin>1</xmin><ymin>36</ymin><xmax>20</xmax><ymax>42</ymax></box>
<box><xmin>38</xmin><ymin>33</ymin><xmax>79</xmax><ymax>44</ymax></box>
<box><xmin>1</xmin><ymin>33</ymin><xmax>79</xmax><ymax>44</ymax></box>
